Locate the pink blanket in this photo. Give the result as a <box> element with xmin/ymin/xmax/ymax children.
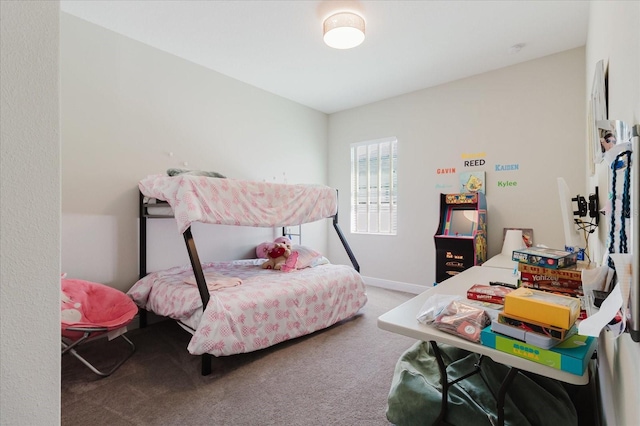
<box><xmin>139</xmin><ymin>174</ymin><xmax>338</xmax><ymax>234</ymax></box>
<box><xmin>183</xmin><ymin>273</ymin><xmax>242</xmax><ymax>291</ymax></box>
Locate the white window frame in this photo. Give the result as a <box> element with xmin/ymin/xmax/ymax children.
<box><xmin>350</xmin><ymin>137</ymin><xmax>397</xmax><ymax>235</ymax></box>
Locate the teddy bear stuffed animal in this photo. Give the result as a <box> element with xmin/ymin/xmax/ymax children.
<box><xmin>256</xmin><ymin>236</ymin><xmax>292</xmax><ymax>259</ymax></box>
<box><xmin>261</xmin><ymin>242</ymin><xmax>292</xmax><ymax>270</ymax></box>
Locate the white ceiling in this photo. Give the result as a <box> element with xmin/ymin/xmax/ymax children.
<box><xmin>60</xmin><ymin>0</ymin><xmax>590</xmax><ymax>114</ymax></box>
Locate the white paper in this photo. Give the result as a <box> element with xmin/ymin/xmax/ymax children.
<box><xmin>610</xmin><ymin>253</ymin><xmax>633</xmax><ymax>324</ymax></box>
<box><xmin>578</xmin><ymin>282</ymin><xmax>624</xmax><ymax>337</ymax></box>
<box><xmin>581</xmin><ymin>264</ymin><xmax>613</xmax><ymax>295</ymax></box>
<box><xmin>578</xmin><ymin>254</ymin><xmax>632</xmax><ymax>337</ymax></box>
<box><xmin>580</xmin><ymin>264</ymin><xmax>613</xmax><ymax>318</ymax></box>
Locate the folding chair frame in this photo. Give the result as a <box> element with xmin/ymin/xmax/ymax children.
<box><xmin>61</xmin><ymin>326</ymin><xmax>135</xmax><ymax>377</ymax></box>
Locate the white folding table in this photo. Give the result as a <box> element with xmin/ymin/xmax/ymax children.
<box><xmin>378</xmin><ymin>266</ymin><xmax>592</xmax><ymax>425</ymax></box>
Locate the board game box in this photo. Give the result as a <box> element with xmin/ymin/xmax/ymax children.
<box><xmin>519</xmin><ymin>272</ymin><xmax>583</xmax><ymax>296</ymax></box>
<box><xmin>491</xmin><ymin>318</ymin><xmax>577</xmax><ymax>349</ymax></box>
<box><xmin>517</xmin><ymin>262</ymin><xmax>593</xmax><ymax>282</ymax></box>
<box><xmin>512</xmin><ymin>247</ymin><xmax>578</xmax><ymax>269</ymax></box>
<box><xmin>497</xmin><ymin>312</ymin><xmax>572</xmax><ymax>340</ymax></box>
<box><xmin>503</xmin><ymin>287</ymin><xmax>581</xmax><ymax>329</ymax></box>
<box><xmin>519</xmin><ymin>272</ymin><xmax>582</xmax><ymax>289</ymax></box>
<box><xmin>480</xmin><ymin>326</ymin><xmax>596</xmax><ymax>375</ymax></box>
<box><xmin>466</xmin><ymin>284</ymin><xmax>513</xmax><ymax>305</ymax></box>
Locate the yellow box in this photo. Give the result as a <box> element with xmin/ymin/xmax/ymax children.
<box><xmin>503</xmin><ymin>287</ymin><xmax>580</xmax><ymax>329</ymax></box>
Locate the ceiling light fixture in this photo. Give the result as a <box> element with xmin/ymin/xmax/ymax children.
<box><xmin>323</xmin><ymin>12</ymin><xmax>365</xmax><ymax>49</ymax></box>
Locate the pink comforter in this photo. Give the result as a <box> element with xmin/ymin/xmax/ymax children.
<box><xmin>139</xmin><ymin>175</ymin><xmax>339</xmax><ymax>234</ymax></box>
<box><xmin>127</xmin><ymin>260</ymin><xmax>367</xmax><ymax>356</ymax></box>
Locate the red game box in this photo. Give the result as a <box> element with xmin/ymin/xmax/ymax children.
<box><xmin>467</xmin><ymin>284</ymin><xmax>513</xmax><ymax>305</ymax></box>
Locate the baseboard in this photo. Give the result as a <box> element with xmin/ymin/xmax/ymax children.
<box><xmin>361</xmin><ymin>275</ymin><xmax>429</xmax><ymax>295</ymax></box>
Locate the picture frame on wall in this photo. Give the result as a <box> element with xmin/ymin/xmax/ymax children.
<box><xmin>589</xmin><ymin>60</ymin><xmax>608</xmax><ymax>170</ymax></box>
<box><xmin>598</xmin><ymin>124</ymin><xmax>617</xmax><ymax>156</ymax></box>
<box><xmin>596</xmin><ymin>119</ymin><xmax>633</xmax><ymax>170</ymax></box>
<box><xmin>459</xmin><ymin>171</ymin><xmax>485</xmax><ymax>194</ymax></box>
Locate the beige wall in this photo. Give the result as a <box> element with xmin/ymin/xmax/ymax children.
<box><xmin>328</xmin><ymin>48</ymin><xmax>586</xmax><ymax>291</ymax></box>
<box><xmin>60</xmin><ymin>14</ymin><xmax>329</xmax><ymax>292</ymax></box>
<box><xmin>0</xmin><ymin>1</ymin><xmax>61</xmax><ymax>424</ymax></box>
<box><xmin>586</xmin><ymin>2</ymin><xmax>640</xmax><ymax>425</ymax></box>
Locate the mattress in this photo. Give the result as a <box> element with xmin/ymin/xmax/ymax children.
<box><xmin>139</xmin><ymin>174</ymin><xmax>339</xmax><ymax>234</ymax></box>
<box><xmin>127</xmin><ymin>259</ymin><xmax>368</xmax><ymax>356</ymax></box>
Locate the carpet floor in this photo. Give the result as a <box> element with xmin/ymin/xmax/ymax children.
<box><xmin>61</xmin><ymin>285</ymin><xmax>417</xmax><ymax>426</ymax></box>
<box><xmin>61</xmin><ymin>284</ymin><xmax>598</xmax><ymax>426</ymax></box>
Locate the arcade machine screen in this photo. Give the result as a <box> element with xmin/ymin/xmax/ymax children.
<box><xmin>446</xmin><ymin>209</ymin><xmax>478</xmax><ymax>237</ymax></box>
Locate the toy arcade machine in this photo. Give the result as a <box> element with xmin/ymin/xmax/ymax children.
<box><xmin>434</xmin><ymin>192</ymin><xmax>487</xmax><ymax>283</ymax></box>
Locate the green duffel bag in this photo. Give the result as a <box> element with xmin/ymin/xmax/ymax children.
<box><xmin>386</xmin><ymin>341</ymin><xmax>578</xmax><ymax>426</ymax></box>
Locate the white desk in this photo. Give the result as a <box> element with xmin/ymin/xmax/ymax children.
<box><xmin>379</xmin><ymin>266</ymin><xmax>592</xmax><ymax>425</ymax></box>
<box><xmin>378</xmin><ymin>265</ymin><xmax>590</xmax><ymax>386</ymax></box>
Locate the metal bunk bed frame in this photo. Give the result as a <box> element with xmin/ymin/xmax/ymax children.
<box><xmin>137</xmin><ymin>190</ymin><xmax>360</xmax><ymax>375</ymax></box>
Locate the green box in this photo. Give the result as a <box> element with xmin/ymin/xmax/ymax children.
<box><xmin>480</xmin><ymin>326</ymin><xmax>596</xmax><ymax>376</ymax></box>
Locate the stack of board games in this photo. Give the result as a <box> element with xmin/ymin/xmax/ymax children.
<box><xmin>517</xmin><ymin>262</ymin><xmax>589</xmax><ymax>297</ymax></box>
<box><xmin>498</xmin><ymin>287</ymin><xmax>581</xmax><ymax>346</ymax></box>
<box><xmin>480</xmin><ymin>287</ymin><xmax>596</xmax><ymax>375</ymax></box>
<box><xmin>513</xmin><ymin>247</ymin><xmax>590</xmax><ymax>321</ymax></box>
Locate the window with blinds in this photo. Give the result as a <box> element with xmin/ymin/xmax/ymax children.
<box><xmin>350</xmin><ymin>137</ymin><xmax>397</xmax><ymax>235</ymax></box>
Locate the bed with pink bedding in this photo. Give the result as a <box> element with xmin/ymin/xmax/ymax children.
<box><xmin>129</xmin><ymin>174</ymin><xmax>366</xmax><ymax>375</ymax></box>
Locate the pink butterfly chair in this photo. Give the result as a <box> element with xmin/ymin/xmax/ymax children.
<box><xmin>61</xmin><ymin>278</ymin><xmax>138</xmax><ymax>377</ymax></box>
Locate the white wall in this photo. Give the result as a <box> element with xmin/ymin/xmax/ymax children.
<box><xmin>5</xmin><ymin>3</ymin><xmax>636</xmax><ymax>425</ymax></box>
<box><xmin>328</xmin><ymin>49</ymin><xmax>586</xmax><ymax>292</ymax></box>
<box><xmin>0</xmin><ymin>1</ymin><xmax>61</xmax><ymax>424</ymax></box>
<box><xmin>60</xmin><ymin>14</ymin><xmax>329</xmax><ymax>292</ymax></box>
<box><xmin>586</xmin><ymin>2</ymin><xmax>640</xmax><ymax>425</ymax></box>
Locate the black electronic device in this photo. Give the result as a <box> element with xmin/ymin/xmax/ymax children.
<box><xmin>572</xmin><ymin>195</ymin><xmax>588</xmax><ymax>217</ymax></box>
<box><xmin>570</xmin><ymin>186</ymin><xmax>599</xmax><ymax>238</ymax></box>
<box><xmin>589</xmin><ymin>186</ymin><xmax>600</xmax><ymax>225</ymax></box>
